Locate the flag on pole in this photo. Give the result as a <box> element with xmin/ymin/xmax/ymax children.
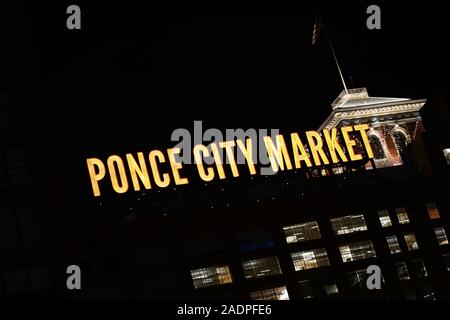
<box><xmin>312</xmin><ymin>18</ymin><xmax>322</xmax><ymax>46</ymax></box>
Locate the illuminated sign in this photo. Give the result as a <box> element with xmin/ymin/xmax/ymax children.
<box><xmin>86</xmin><ymin>124</ymin><xmax>373</xmax><ymax>197</ymax></box>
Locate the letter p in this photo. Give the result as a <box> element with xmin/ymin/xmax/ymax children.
<box><xmin>86</xmin><ymin>158</ymin><xmax>106</xmax><ymax>196</ymax></box>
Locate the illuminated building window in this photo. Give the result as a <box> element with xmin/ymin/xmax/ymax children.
<box><xmin>443</xmin><ymin>254</ymin><xmax>450</xmax><ymax>272</ymax></box>
<box><xmin>298</xmin><ymin>280</ymin><xmax>314</xmax><ymax>299</ymax></box>
<box><xmin>412</xmin><ymin>259</ymin><xmax>427</xmax><ymax>278</ymax></box>
<box><xmin>426</xmin><ymin>202</ymin><xmax>441</xmax><ymax>220</ymax></box>
<box><xmin>393</xmin><ymin>131</ymin><xmax>407</xmax><ymax>152</ymax></box>
<box><xmin>386</xmin><ymin>236</ymin><xmax>402</xmax><ymax>254</ymax></box>
<box><xmin>348</xmin><ymin>269</ymin><xmax>367</xmax><ymax>288</ymax></box>
<box><xmin>238</xmin><ymin>229</ymin><xmax>273</xmax><ymax>252</ymax></box>
<box><xmin>242</xmin><ymin>256</ymin><xmax>282</xmax><ymax>279</ymax></box>
<box><xmin>395</xmin><ymin>262</ymin><xmax>410</xmax><ymax>280</ymax></box>
<box><xmin>396</xmin><ymin>207</ymin><xmax>410</xmax><ymax>224</ymax></box>
<box><xmin>443</xmin><ymin>148</ymin><xmax>450</xmax><ymax>165</ymax></box>
<box><xmin>250</xmin><ymin>286</ymin><xmax>289</xmax><ymax>301</ymax></box>
<box><xmin>190</xmin><ymin>265</ymin><xmax>233</xmax><ymax>289</ymax></box>
<box><xmin>324</xmin><ymin>283</ymin><xmax>339</xmax><ymax>295</ymax></box>
<box><xmin>378</xmin><ymin>210</ymin><xmax>392</xmax><ymax>228</ymax></box>
<box><xmin>339</xmin><ymin>240</ymin><xmax>376</xmax><ymax>263</ymax></box>
<box><xmin>404</xmin><ymin>233</ymin><xmax>419</xmax><ymax>251</ymax></box>
<box><xmin>291</xmin><ymin>248</ymin><xmax>330</xmax><ymax>271</ymax></box>
<box><xmin>330</xmin><ymin>214</ymin><xmax>368</xmax><ymax>235</ymax></box>
<box><xmin>283</xmin><ymin>221</ymin><xmax>321</xmax><ymax>244</ymax></box>
<box><xmin>434</xmin><ymin>227</ymin><xmax>449</xmax><ymax>246</ymax></box>
<box><xmin>369</xmin><ymin>135</ymin><xmax>385</xmax><ymax>159</ymax></box>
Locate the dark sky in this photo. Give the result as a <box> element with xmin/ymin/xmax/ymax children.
<box><xmin>20</xmin><ymin>2</ymin><xmax>450</xmax><ymax>205</ymax></box>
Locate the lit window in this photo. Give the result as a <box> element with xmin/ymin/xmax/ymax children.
<box><xmin>443</xmin><ymin>148</ymin><xmax>450</xmax><ymax>165</ymax></box>
<box><xmin>396</xmin><ymin>207</ymin><xmax>410</xmax><ymax>224</ymax></box>
<box><xmin>411</xmin><ymin>259</ymin><xmax>427</xmax><ymax>278</ymax></box>
<box><xmin>339</xmin><ymin>240</ymin><xmax>377</xmax><ymax>263</ymax></box>
<box><xmin>291</xmin><ymin>248</ymin><xmax>330</xmax><ymax>271</ymax></box>
<box><xmin>443</xmin><ymin>254</ymin><xmax>450</xmax><ymax>272</ymax></box>
<box><xmin>426</xmin><ymin>202</ymin><xmax>440</xmax><ymax>220</ymax></box>
<box><xmin>395</xmin><ymin>262</ymin><xmax>410</xmax><ymax>280</ymax></box>
<box><xmin>298</xmin><ymin>280</ymin><xmax>314</xmax><ymax>299</ymax></box>
<box><xmin>250</xmin><ymin>286</ymin><xmax>289</xmax><ymax>301</ymax></box>
<box><xmin>330</xmin><ymin>214</ymin><xmax>368</xmax><ymax>235</ymax></box>
<box><xmin>434</xmin><ymin>227</ymin><xmax>449</xmax><ymax>246</ymax></box>
<box><xmin>378</xmin><ymin>210</ymin><xmax>392</xmax><ymax>228</ymax></box>
<box><xmin>242</xmin><ymin>256</ymin><xmax>282</xmax><ymax>279</ymax></box>
<box><xmin>386</xmin><ymin>236</ymin><xmax>402</xmax><ymax>254</ymax></box>
<box><xmin>283</xmin><ymin>221</ymin><xmax>321</xmax><ymax>244</ymax></box>
<box><xmin>190</xmin><ymin>265</ymin><xmax>232</xmax><ymax>289</ymax></box>
<box><xmin>348</xmin><ymin>269</ymin><xmax>367</xmax><ymax>288</ymax></box>
<box><xmin>324</xmin><ymin>283</ymin><xmax>339</xmax><ymax>295</ymax></box>
<box><xmin>404</xmin><ymin>233</ymin><xmax>419</xmax><ymax>251</ymax></box>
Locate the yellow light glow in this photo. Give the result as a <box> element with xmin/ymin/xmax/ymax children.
<box><xmin>126</xmin><ymin>152</ymin><xmax>151</xmax><ymax>191</ymax></box>
<box><xmin>107</xmin><ymin>155</ymin><xmax>129</xmax><ymax>193</ymax></box>
<box><xmin>263</xmin><ymin>135</ymin><xmax>293</xmax><ymax>172</ymax></box>
<box><xmin>149</xmin><ymin>150</ymin><xmax>170</xmax><ymax>188</ymax></box>
<box><xmin>167</xmin><ymin>148</ymin><xmax>189</xmax><ymax>185</ymax></box>
<box><xmin>193</xmin><ymin>144</ymin><xmax>215</xmax><ymax>182</ymax></box>
<box><xmin>86</xmin><ymin>158</ymin><xmax>106</xmax><ymax>197</ymax></box>
<box><xmin>323</xmin><ymin>128</ymin><xmax>348</xmax><ymax>163</ymax></box>
<box><xmin>306</xmin><ymin>131</ymin><xmax>330</xmax><ymax>166</ymax></box>
<box><xmin>341</xmin><ymin>126</ymin><xmax>362</xmax><ymax>161</ymax></box>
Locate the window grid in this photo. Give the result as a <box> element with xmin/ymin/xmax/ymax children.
<box><xmin>339</xmin><ymin>240</ymin><xmax>377</xmax><ymax>263</ymax></box>
<box><xmin>190</xmin><ymin>265</ymin><xmax>232</xmax><ymax>289</ymax></box>
<box><xmin>291</xmin><ymin>248</ymin><xmax>330</xmax><ymax>271</ymax></box>
<box><xmin>250</xmin><ymin>286</ymin><xmax>289</xmax><ymax>301</ymax></box>
<box><xmin>378</xmin><ymin>209</ymin><xmax>392</xmax><ymax>228</ymax></box>
<box><xmin>426</xmin><ymin>203</ymin><xmax>440</xmax><ymax>220</ymax></box>
<box><xmin>330</xmin><ymin>214</ymin><xmax>368</xmax><ymax>235</ymax></box>
<box><xmin>242</xmin><ymin>256</ymin><xmax>282</xmax><ymax>280</ymax></box>
<box><xmin>434</xmin><ymin>227</ymin><xmax>449</xmax><ymax>246</ymax></box>
<box><xmin>404</xmin><ymin>233</ymin><xmax>419</xmax><ymax>251</ymax></box>
<box><xmin>298</xmin><ymin>280</ymin><xmax>314</xmax><ymax>299</ymax></box>
<box><xmin>395</xmin><ymin>262</ymin><xmax>410</xmax><ymax>280</ymax></box>
<box><xmin>283</xmin><ymin>221</ymin><xmax>321</xmax><ymax>244</ymax></box>
<box><xmin>386</xmin><ymin>236</ymin><xmax>402</xmax><ymax>254</ymax></box>
<box><xmin>396</xmin><ymin>207</ymin><xmax>410</xmax><ymax>224</ymax></box>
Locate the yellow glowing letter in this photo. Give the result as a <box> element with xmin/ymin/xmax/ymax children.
<box><xmin>341</xmin><ymin>126</ymin><xmax>362</xmax><ymax>161</ymax></box>
<box><xmin>219</xmin><ymin>141</ymin><xmax>239</xmax><ymax>177</ymax></box>
<box><xmin>263</xmin><ymin>135</ymin><xmax>293</xmax><ymax>172</ymax></box>
<box><xmin>193</xmin><ymin>144</ymin><xmax>215</xmax><ymax>182</ymax></box>
<box><xmin>86</xmin><ymin>158</ymin><xmax>106</xmax><ymax>197</ymax></box>
<box><xmin>290</xmin><ymin>133</ymin><xmax>312</xmax><ymax>168</ymax></box>
<box><xmin>210</xmin><ymin>143</ymin><xmax>226</xmax><ymax>179</ymax></box>
<box><xmin>149</xmin><ymin>150</ymin><xmax>170</xmax><ymax>188</ymax></box>
<box><xmin>306</xmin><ymin>131</ymin><xmax>330</xmax><ymax>166</ymax></box>
<box><xmin>126</xmin><ymin>153</ymin><xmax>151</xmax><ymax>191</ymax></box>
<box><xmin>167</xmin><ymin>148</ymin><xmax>189</xmax><ymax>185</ymax></box>
<box><xmin>236</xmin><ymin>138</ymin><xmax>256</xmax><ymax>175</ymax></box>
<box><xmin>323</xmin><ymin>128</ymin><xmax>348</xmax><ymax>163</ymax></box>
<box><xmin>107</xmin><ymin>155</ymin><xmax>129</xmax><ymax>194</ymax></box>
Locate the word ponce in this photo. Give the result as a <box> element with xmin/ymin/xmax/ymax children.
<box><xmin>86</xmin><ymin>125</ymin><xmax>373</xmax><ymax>197</ymax></box>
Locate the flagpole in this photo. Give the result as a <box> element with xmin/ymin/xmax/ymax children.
<box><xmin>321</xmin><ymin>21</ymin><xmax>348</xmax><ymax>94</ymax></box>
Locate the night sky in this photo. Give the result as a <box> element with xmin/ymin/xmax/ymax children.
<box><xmin>21</xmin><ymin>2</ymin><xmax>450</xmax><ymax>212</ymax></box>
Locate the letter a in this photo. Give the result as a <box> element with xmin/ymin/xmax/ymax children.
<box><xmin>66</xmin><ymin>265</ymin><xmax>81</xmax><ymax>290</ymax></box>
<box><xmin>66</xmin><ymin>5</ymin><xmax>81</xmax><ymax>30</ymax></box>
<box><xmin>366</xmin><ymin>265</ymin><xmax>381</xmax><ymax>290</ymax></box>
<box><xmin>366</xmin><ymin>5</ymin><xmax>381</xmax><ymax>30</ymax></box>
